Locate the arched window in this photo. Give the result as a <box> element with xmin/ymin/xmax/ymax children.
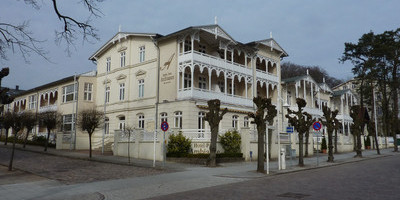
<box><xmin>198</xmin><ymin>112</ymin><xmax>205</xmax><ymax>130</ymax></box>
<box><xmin>118</xmin><ymin>116</ymin><xmax>125</xmax><ymax>130</ymax></box>
<box><xmin>244</xmin><ymin>116</ymin><xmax>249</xmax><ymax>128</ymax></box>
<box><xmin>105</xmin><ymin>117</ymin><xmax>110</xmax><ymax>135</ymax></box>
<box><xmin>174</xmin><ymin>111</ymin><xmax>182</xmax><ymax>128</ymax></box>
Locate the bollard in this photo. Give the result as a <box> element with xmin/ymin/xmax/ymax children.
<box><xmin>280</xmin><ymin>148</ymin><xmax>286</xmax><ymax>170</ymax></box>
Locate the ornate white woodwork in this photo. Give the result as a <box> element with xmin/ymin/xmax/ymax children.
<box><xmin>178</xmin><ymin>88</ymin><xmax>253</xmax><ymax>107</ymax></box>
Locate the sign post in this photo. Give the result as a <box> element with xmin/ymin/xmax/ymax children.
<box><xmin>286</xmin><ymin>126</ymin><xmax>294</xmax><ymax>168</ymax></box>
<box><xmin>313</xmin><ymin>121</ymin><xmax>322</xmax><ymax>166</ymax></box>
<box><xmin>161</xmin><ymin>121</ymin><xmax>169</xmax><ymax>168</ymax></box>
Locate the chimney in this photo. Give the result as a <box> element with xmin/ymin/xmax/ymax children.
<box><xmin>15</xmin><ymin>85</ymin><xmax>19</xmax><ymax>90</ymax></box>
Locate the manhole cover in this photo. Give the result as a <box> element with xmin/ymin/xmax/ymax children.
<box><xmin>277</xmin><ymin>192</ymin><xmax>310</xmax><ymax>199</ymax></box>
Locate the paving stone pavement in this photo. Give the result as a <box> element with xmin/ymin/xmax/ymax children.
<box><xmin>0</xmin><ymin>143</ymin><xmax>397</xmax><ymax>200</ymax></box>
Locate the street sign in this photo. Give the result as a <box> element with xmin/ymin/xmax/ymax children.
<box><xmin>286</xmin><ymin>126</ymin><xmax>294</xmax><ymax>133</ymax></box>
<box><xmin>313</xmin><ymin>121</ymin><xmax>322</xmax><ymax>131</ymax></box>
<box><xmin>161</xmin><ymin>121</ymin><xmax>169</xmax><ymax>132</ymax></box>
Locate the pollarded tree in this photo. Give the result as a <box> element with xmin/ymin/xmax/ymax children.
<box><xmin>333</xmin><ymin>116</ymin><xmax>340</xmax><ymax>154</ymax></box>
<box><xmin>22</xmin><ymin>111</ymin><xmax>37</xmax><ymax>148</ymax></box>
<box><xmin>78</xmin><ymin>108</ymin><xmax>103</xmax><ymax>158</ymax></box>
<box><xmin>38</xmin><ymin>110</ymin><xmax>61</xmax><ymax>152</ymax></box>
<box><xmin>8</xmin><ymin>111</ymin><xmax>24</xmax><ymax>171</ymax></box>
<box><xmin>248</xmin><ymin>97</ymin><xmax>277</xmax><ymax>173</ymax></box>
<box><xmin>320</xmin><ymin>105</ymin><xmax>339</xmax><ymax>162</ymax></box>
<box><xmin>204</xmin><ymin>99</ymin><xmax>227</xmax><ymax>167</ymax></box>
<box><xmin>286</xmin><ymin>98</ymin><xmax>310</xmax><ymax>167</ymax></box>
<box><xmin>304</xmin><ymin>113</ymin><xmax>315</xmax><ymax>157</ymax></box>
<box><xmin>2</xmin><ymin>112</ymin><xmax>13</xmax><ymax>145</ymax></box>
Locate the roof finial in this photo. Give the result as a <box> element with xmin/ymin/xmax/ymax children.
<box><xmin>270</xmin><ymin>32</ymin><xmax>272</xmax><ymax>38</ymax></box>
<box><xmin>323</xmin><ymin>77</ymin><xmax>325</xmax><ymax>83</ymax></box>
<box><xmin>214</xmin><ymin>16</ymin><xmax>218</xmax><ymax>25</ymax></box>
<box><xmin>118</xmin><ymin>25</ymin><xmax>122</xmax><ymax>42</ymax></box>
<box><xmin>306</xmin><ymin>69</ymin><xmax>309</xmax><ymax>75</ymax></box>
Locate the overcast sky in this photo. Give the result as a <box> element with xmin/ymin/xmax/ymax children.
<box><xmin>1</xmin><ymin>0</ymin><xmax>400</xmax><ymax>90</ymax></box>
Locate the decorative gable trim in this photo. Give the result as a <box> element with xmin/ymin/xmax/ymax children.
<box><xmin>116</xmin><ymin>74</ymin><xmax>127</xmax><ymax>80</ymax></box>
<box><xmin>118</xmin><ymin>46</ymin><xmax>127</xmax><ymax>52</ymax></box>
<box><xmin>135</xmin><ymin>70</ymin><xmax>147</xmax><ymax>76</ymax></box>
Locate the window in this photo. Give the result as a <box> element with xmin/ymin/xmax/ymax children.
<box><xmin>244</xmin><ymin>116</ymin><xmax>249</xmax><ymax>128</ymax></box>
<box><xmin>184</xmin><ymin>73</ymin><xmax>191</xmax><ymax>88</ymax></box>
<box><xmin>198</xmin><ymin>112</ymin><xmax>206</xmax><ymax>130</ymax></box>
<box><xmin>120</xmin><ymin>51</ymin><xmax>126</xmax><ymax>67</ymax></box>
<box><xmin>106</xmin><ymin>57</ymin><xmax>111</xmax><ymax>72</ymax></box>
<box><xmin>138</xmin><ymin>114</ymin><xmax>145</xmax><ymax>129</ymax></box>
<box><xmin>228</xmin><ymin>82</ymin><xmax>234</xmax><ymax>95</ymax></box>
<box><xmin>199</xmin><ymin>44</ymin><xmax>206</xmax><ymax>53</ymax></box>
<box><xmin>119</xmin><ymin>83</ymin><xmax>125</xmax><ymax>101</ymax></box>
<box><xmin>118</xmin><ymin>116</ymin><xmax>125</xmax><ymax>130</ymax></box>
<box><xmin>105</xmin><ymin>117</ymin><xmax>110</xmax><ymax>135</ymax></box>
<box><xmin>105</xmin><ymin>86</ymin><xmax>110</xmax><ymax>103</ymax></box>
<box><xmin>286</xmin><ymin>91</ymin><xmax>291</xmax><ymax>105</ymax></box>
<box><xmin>62</xmin><ymin>114</ymin><xmax>75</xmax><ymax>132</ymax></box>
<box><xmin>199</xmin><ymin>76</ymin><xmax>206</xmax><ymax>90</ymax></box>
<box><xmin>29</xmin><ymin>95</ymin><xmax>37</xmax><ymax>110</ymax></box>
<box><xmin>160</xmin><ymin>112</ymin><xmax>168</xmax><ymax>124</ymax></box>
<box><xmin>174</xmin><ymin>111</ymin><xmax>182</xmax><ymax>128</ymax></box>
<box><xmin>62</xmin><ymin>84</ymin><xmax>76</xmax><ymax>103</ymax></box>
<box><xmin>139</xmin><ymin>46</ymin><xmax>145</xmax><ymax>62</ymax></box>
<box><xmin>232</xmin><ymin>115</ymin><xmax>238</xmax><ymax>129</ymax></box>
<box><xmin>84</xmin><ymin>83</ymin><xmax>93</xmax><ymax>101</ymax></box>
<box><xmin>138</xmin><ymin>79</ymin><xmax>144</xmax><ymax>98</ymax></box>
<box><xmin>184</xmin><ymin>40</ymin><xmax>191</xmax><ymax>52</ymax></box>
<box><xmin>218</xmin><ymin>81</ymin><xmax>225</xmax><ymax>93</ymax></box>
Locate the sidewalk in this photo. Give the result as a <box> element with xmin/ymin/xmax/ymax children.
<box><xmin>0</xmin><ymin>143</ymin><xmax>397</xmax><ymax>200</ymax></box>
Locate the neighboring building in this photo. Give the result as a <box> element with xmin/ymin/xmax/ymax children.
<box><xmin>3</xmin><ymin>71</ymin><xmax>97</xmax><ymax>149</ymax></box>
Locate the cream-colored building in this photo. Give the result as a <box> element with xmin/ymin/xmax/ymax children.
<box><xmin>5</xmin><ymin>71</ymin><xmax>97</xmax><ymax>149</ymax></box>
<box><xmin>89</xmin><ymin>24</ymin><xmax>288</xmax><ymax>158</ymax></box>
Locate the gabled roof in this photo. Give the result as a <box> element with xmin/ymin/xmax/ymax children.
<box><xmin>89</xmin><ymin>32</ymin><xmax>161</xmax><ymax>60</ymax></box>
<box><xmin>247</xmin><ymin>38</ymin><xmax>289</xmax><ymax>57</ymax></box>
<box><xmin>319</xmin><ymin>82</ymin><xmax>333</xmax><ymax>93</ymax></box>
<box><xmin>158</xmin><ymin>24</ymin><xmax>237</xmax><ymax>44</ymax></box>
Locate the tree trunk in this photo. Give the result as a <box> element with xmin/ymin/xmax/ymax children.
<box><xmin>8</xmin><ymin>133</ymin><xmax>17</xmax><ymax>171</ymax></box>
<box><xmin>355</xmin><ymin>133</ymin><xmax>362</xmax><ymax>157</ymax></box>
<box><xmin>208</xmin><ymin>125</ymin><xmax>218</xmax><ymax>167</ymax></box>
<box><xmin>4</xmin><ymin>129</ymin><xmax>9</xmax><ymax>145</ymax></box>
<box><xmin>334</xmin><ymin>130</ymin><xmax>338</xmax><ymax>154</ymax></box>
<box><xmin>374</xmin><ymin>134</ymin><xmax>380</xmax><ymax>155</ymax></box>
<box><xmin>353</xmin><ymin>134</ymin><xmax>357</xmax><ymax>151</ymax></box>
<box><xmin>268</xmin><ymin>130</ymin><xmax>272</xmax><ymax>159</ymax></box>
<box><xmin>391</xmin><ymin>64</ymin><xmax>398</xmax><ymax>152</ymax></box>
<box><xmin>327</xmin><ymin>130</ymin><xmax>334</xmax><ymax>162</ymax></box>
<box><xmin>257</xmin><ymin>126</ymin><xmax>265</xmax><ymax>172</ymax></box>
<box><xmin>305</xmin><ymin>131</ymin><xmax>309</xmax><ymax>157</ymax></box>
<box><xmin>89</xmin><ymin>134</ymin><xmax>92</xmax><ymax>158</ymax></box>
<box><xmin>23</xmin><ymin>131</ymin><xmax>30</xmax><ymax>148</ymax></box>
<box><xmin>298</xmin><ymin>133</ymin><xmax>304</xmax><ymax>167</ymax></box>
<box><xmin>44</xmin><ymin>128</ymin><xmax>50</xmax><ymax>152</ymax></box>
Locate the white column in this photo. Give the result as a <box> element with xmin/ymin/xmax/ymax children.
<box><xmin>345</xmin><ymin>93</ymin><xmax>349</xmax><ymax>114</ymax></box>
<box><xmin>224</xmin><ymin>48</ymin><xmax>227</xmax><ymax>61</ymax></box>
<box><xmin>351</xmin><ymin>95</ymin><xmax>353</xmax><ymax>106</ymax></box>
<box><xmin>178</xmin><ymin>40</ymin><xmax>181</xmax><ymax>55</ymax></box>
<box><xmin>47</xmin><ymin>93</ymin><xmax>50</xmax><ymax>105</ymax></box>
<box><xmin>182</xmin><ymin>40</ymin><xmax>185</xmax><ymax>52</ymax></box>
<box><xmin>318</xmin><ymin>89</ymin><xmax>321</xmax><ymax>110</ymax></box>
<box><xmin>208</xmin><ymin>70</ymin><xmax>211</xmax><ymax>91</ymax></box>
<box><xmin>245</xmin><ymin>79</ymin><xmax>248</xmax><ymax>99</ymax></box>
<box><xmin>347</xmin><ymin>122</ymin><xmax>350</xmax><ymax>136</ymax></box>
<box><xmin>303</xmin><ymin>80</ymin><xmax>307</xmax><ymax>104</ymax></box>
<box><xmin>182</xmin><ymin>68</ymin><xmax>185</xmax><ymax>90</ymax></box>
<box><xmin>191</xmin><ymin>36</ymin><xmax>194</xmax><ymax>92</ymax></box>
<box><xmin>295</xmin><ymin>83</ymin><xmax>299</xmax><ymax>98</ymax></box>
<box><xmin>311</xmin><ymin>83</ymin><xmax>314</xmax><ymax>108</ymax></box>
<box><xmin>341</xmin><ymin>96</ymin><xmax>345</xmax><ymax>134</ymax></box>
<box><xmin>177</xmin><ymin>67</ymin><xmax>180</xmax><ymax>91</ymax></box>
<box><xmin>266</xmin><ymin>83</ymin><xmax>269</xmax><ymax>98</ymax></box>
<box><xmin>245</xmin><ymin>55</ymin><xmax>248</xmax><ymax>67</ymax></box>
<box><xmin>231</xmin><ymin>50</ymin><xmax>234</xmax><ymax>62</ymax></box>
<box><xmin>224</xmin><ymin>73</ymin><xmax>227</xmax><ymax>95</ymax></box>
<box><xmin>231</xmin><ymin>76</ymin><xmax>234</xmax><ymax>96</ymax></box>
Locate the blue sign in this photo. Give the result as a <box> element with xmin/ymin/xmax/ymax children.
<box><xmin>161</xmin><ymin>121</ymin><xmax>169</xmax><ymax>132</ymax></box>
<box><xmin>286</xmin><ymin>126</ymin><xmax>294</xmax><ymax>133</ymax></box>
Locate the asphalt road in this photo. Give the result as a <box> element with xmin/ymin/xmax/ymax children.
<box><xmin>149</xmin><ymin>154</ymin><xmax>400</xmax><ymax>200</ymax></box>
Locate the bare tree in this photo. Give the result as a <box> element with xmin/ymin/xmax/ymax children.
<box><xmin>124</xmin><ymin>125</ymin><xmax>135</xmax><ymax>164</ymax></box>
<box><xmin>78</xmin><ymin>108</ymin><xmax>103</xmax><ymax>158</ymax></box>
<box><xmin>8</xmin><ymin>111</ymin><xmax>24</xmax><ymax>171</ymax></box>
<box><xmin>0</xmin><ymin>0</ymin><xmax>102</xmax><ymax>61</ymax></box>
<box><xmin>286</xmin><ymin>98</ymin><xmax>311</xmax><ymax>167</ymax></box>
<box><xmin>304</xmin><ymin>113</ymin><xmax>315</xmax><ymax>157</ymax></box>
<box><xmin>2</xmin><ymin>112</ymin><xmax>13</xmax><ymax>145</ymax></box>
<box><xmin>320</xmin><ymin>105</ymin><xmax>339</xmax><ymax>162</ymax></box>
<box><xmin>21</xmin><ymin>111</ymin><xmax>37</xmax><ymax>148</ymax></box>
<box><xmin>248</xmin><ymin>97</ymin><xmax>277</xmax><ymax>173</ymax></box>
<box><xmin>204</xmin><ymin>99</ymin><xmax>227</xmax><ymax>167</ymax></box>
<box><xmin>38</xmin><ymin>110</ymin><xmax>60</xmax><ymax>152</ymax></box>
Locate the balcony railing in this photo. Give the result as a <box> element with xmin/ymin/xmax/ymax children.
<box><xmin>39</xmin><ymin>104</ymin><xmax>57</xmax><ymax>112</ymax></box>
<box><xmin>336</xmin><ymin>114</ymin><xmax>352</xmax><ymax>121</ymax></box>
<box><xmin>178</xmin><ymin>88</ymin><xmax>253</xmax><ymax>107</ymax></box>
<box><xmin>287</xmin><ymin>106</ymin><xmax>323</xmax><ymax>117</ymax></box>
<box><xmin>179</xmin><ymin>51</ymin><xmax>279</xmax><ymax>84</ymax></box>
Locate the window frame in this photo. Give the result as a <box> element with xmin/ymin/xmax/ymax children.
<box><xmin>139</xmin><ymin>46</ymin><xmax>145</xmax><ymax>62</ymax></box>
<box><xmin>120</xmin><ymin>51</ymin><xmax>126</xmax><ymax>67</ymax></box>
<box><xmin>29</xmin><ymin>95</ymin><xmax>37</xmax><ymax>110</ymax></box>
<box><xmin>232</xmin><ymin>115</ymin><xmax>238</xmax><ymax>129</ymax></box>
<box><xmin>105</xmin><ymin>86</ymin><xmax>110</xmax><ymax>103</ymax></box>
<box><xmin>106</xmin><ymin>57</ymin><xmax>111</xmax><ymax>72</ymax></box>
<box><xmin>174</xmin><ymin>111</ymin><xmax>182</xmax><ymax>128</ymax></box>
<box><xmin>62</xmin><ymin>84</ymin><xmax>76</xmax><ymax>103</ymax></box>
<box><xmin>138</xmin><ymin>114</ymin><xmax>145</xmax><ymax>129</ymax></box>
<box><xmin>84</xmin><ymin>83</ymin><xmax>93</xmax><ymax>101</ymax></box>
<box><xmin>138</xmin><ymin>79</ymin><xmax>144</xmax><ymax>98</ymax></box>
<box><xmin>119</xmin><ymin>83</ymin><xmax>125</xmax><ymax>101</ymax></box>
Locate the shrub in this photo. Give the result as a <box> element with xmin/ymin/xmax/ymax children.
<box><xmin>219</xmin><ymin>130</ymin><xmax>241</xmax><ymax>153</ymax></box>
<box><xmin>167</xmin><ymin>132</ymin><xmax>191</xmax><ymax>155</ymax></box>
<box><xmin>321</xmin><ymin>137</ymin><xmax>327</xmax><ymax>150</ymax></box>
<box><xmin>166</xmin><ymin>152</ymin><xmax>243</xmax><ymax>158</ymax></box>
<box><xmin>365</xmin><ymin>136</ymin><xmax>371</xmax><ymax>147</ymax></box>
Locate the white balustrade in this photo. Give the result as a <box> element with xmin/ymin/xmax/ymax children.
<box><xmin>178</xmin><ymin>88</ymin><xmax>253</xmax><ymax>107</ymax></box>
<box><xmin>38</xmin><ymin>104</ymin><xmax>57</xmax><ymax>112</ymax></box>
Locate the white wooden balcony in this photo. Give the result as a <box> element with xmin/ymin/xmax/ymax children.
<box><xmin>178</xmin><ymin>88</ymin><xmax>253</xmax><ymax>107</ymax></box>
<box><xmin>38</xmin><ymin>104</ymin><xmax>57</xmax><ymax>112</ymax></box>
<box><xmin>287</xmin><ymin>105</ymin><xmax>323</xmax><ymax>117</ymax></box>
